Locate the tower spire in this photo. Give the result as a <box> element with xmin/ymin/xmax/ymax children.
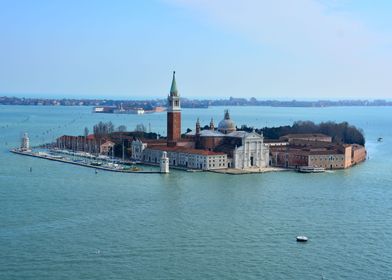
<box><xmin>210</xmin><ymin>117</ymin><xmax>215</xmax><ymax>130</ymax></box>
<box><xmin>196</xmin><ymin>117</ymin><xmax>201</xmax><ymax>135</ymax></box>
<box><xmin>170</xmin><ymin>71</ymin><xmax>178</xmax><ymax>96</ymax></box>
<box><xmin>224</xmin><ymin>109</ymin><xmax>230</xmax><ymax>120</ymax></box>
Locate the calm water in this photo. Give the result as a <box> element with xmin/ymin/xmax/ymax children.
<box><xmin>0</xmin><ymin>105</ymin><xmax>391</xmax><ymax>279</ymax></box>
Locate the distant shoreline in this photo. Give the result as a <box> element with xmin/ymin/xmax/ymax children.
<box><xmin>1</xmin><ymin>96</ymin><xmax>392</xmax><ymax>108</ymax></box>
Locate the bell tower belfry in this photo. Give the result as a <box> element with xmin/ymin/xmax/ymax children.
<box><xmin>167</xmin><ymin>71</ymin><xmax>181</xmax><ymax>147</ymax></box>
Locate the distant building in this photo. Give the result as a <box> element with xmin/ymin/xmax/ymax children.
<box><xmin>100</xmin><ymin>140</ymin><xmax>115</xmax><ymax>156</ymax></box>
<box><xmin>270</xmin><ymin>140</ymin><xmax>366</xmax><ymax>169</ymax></box>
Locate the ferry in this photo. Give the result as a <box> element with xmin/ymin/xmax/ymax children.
<box><xmin>93</xmin><ymin>106</ymin><xmax>115</xmax><ymax>113</ymax></box>
<box><xmin>298</xmin><ymin>166</ymin><xmax>325</xmax><ymax>173</ymax></box>
<box><xmin>114</xmin><ymin>108</ymin><xmax>145</xmax><ymax>115</ymax></box>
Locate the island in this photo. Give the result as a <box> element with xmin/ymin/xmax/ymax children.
<box><xmin>11</xmin><ymin>72</ymin><xmax>367</xmax><ymax>174</ymax></box>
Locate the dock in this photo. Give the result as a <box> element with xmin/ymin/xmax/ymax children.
<box><xmin>10</xmin><ymin>149</ymin><xmax>162</xmax><ymax>174</ymax></box>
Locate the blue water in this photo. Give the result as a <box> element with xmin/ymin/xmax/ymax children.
<box><xmin>1</xmin><ymin>105</ymin><xmax>392</xmax><ymax>279</ymax></box>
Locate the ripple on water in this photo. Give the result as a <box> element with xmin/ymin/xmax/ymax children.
<box><xmin>1</xmin><ymin>106</ymin><xmax>392</xmax><ymax>279</ymax></box>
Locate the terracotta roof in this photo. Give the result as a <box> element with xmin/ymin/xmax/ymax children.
<box><xmin>141</xmin><ymin>139</ymin><xmax>167</xmax><ymax>144</ymax></box>
<box><xmin>101</xmin><ymin>140</ymin><xmax>115</xmax><ymax>146</ymax></box>
<box><xmin>352</xmin><ymin>144</ymin><xmax>365</xmax><ymax>150</ymax></box>
<box><xmin>146</xmin><ymin>145</ymin><xmax>225</xmax><ymax>156</ymax></box>
<box><xmin>272</xmin><ymin>147</ymin><xmax>344</xmax><ymax>156</ymax></box>
<box><xmin>264</xmin><ymin>139</ymin><xmax>288</xmax><ymax>143</ymax></box>
<box><xmin>186</xmin><ymin>130</ymin><xmax>225</xmax><ymax>137</ymax></box>
<box><xmin>281</xmin><ymin>133</ymin><xmax>331</xmax><ymax>138</ymax></box>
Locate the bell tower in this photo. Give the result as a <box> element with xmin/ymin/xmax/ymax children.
<box><xmin>167</xmin><ymin>71</ymin><xmax>181</xmax><ymax>147</ymax></box>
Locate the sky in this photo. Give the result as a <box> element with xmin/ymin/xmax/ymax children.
<box><xmin>0</xmin><ymin>0</ymin><xmax>391</xmax><ymax>99</ymax></box>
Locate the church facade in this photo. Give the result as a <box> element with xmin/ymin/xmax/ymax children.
<box><xmin>131</xmin><ymin>72</ymin><xmax>270</xmax><ymax>170</ymax></box>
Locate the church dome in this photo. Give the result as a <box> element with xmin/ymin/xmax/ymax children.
<box><xmin>218</xmin><ymin>110</ymin><xmax>236</xmax><ymax>134</ymax></box>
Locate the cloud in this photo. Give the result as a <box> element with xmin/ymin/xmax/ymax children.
<box><xmin>168</xmin><ymin>0</ymin><xmax>379</xmax><ymax>58</ymax></box>
<box><xmin>165</xmin><ymin>0</ymin><xmax>392</xmax><ymax>98</ymax></box>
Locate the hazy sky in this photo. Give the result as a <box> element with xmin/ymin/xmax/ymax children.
<box><xmin>1</xmin><ymin>0</ymin><xmax>391</xmax><ymax>99</ymax></box>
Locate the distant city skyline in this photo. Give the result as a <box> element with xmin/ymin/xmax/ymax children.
<box><xmin>1</xmin><ymin>0</ymin><xmax>391</xmax><ymax>99</ymax></box>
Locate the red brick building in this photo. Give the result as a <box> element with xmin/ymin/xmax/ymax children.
<box><xmin>270</xmin><ymin>140</ymin><xmax>366</xmax><ymax>169</ymax></box>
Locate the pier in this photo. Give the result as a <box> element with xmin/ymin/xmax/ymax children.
<box><xmin>10</xmin><ymin>149</ymin><xmax>162</xmax><ymax>174</ymax></box>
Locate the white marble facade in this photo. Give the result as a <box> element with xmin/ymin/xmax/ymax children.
<box><xmin>229</xmin><ymin>131</ymin><xmax>270</xmax><ymax>169</ymax></box>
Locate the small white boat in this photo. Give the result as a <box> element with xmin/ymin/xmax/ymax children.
<box><xmin>51</xmin><ymin>155</ymin><xmax>64</xmax><ymax>159</ymax></box>
<box><xmin>296</xmin><ymin>236</ymin><xmax>308</xmax><ymax>242</ymax></box>
<box><xmin>298</xmin><ymin>166</ymin><xmax>325</xmax><ymax>173</ymax></box>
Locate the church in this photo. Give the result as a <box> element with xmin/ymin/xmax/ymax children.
<box><xmin>131</xmin><ymin>72</ymin><xmax>270</xmax><ymax>170</ymax></box>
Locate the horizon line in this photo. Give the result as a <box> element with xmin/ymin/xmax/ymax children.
<box><xmin>1</xmin><ymin>93</ymin><xmax>391</xmax><ymax>102</ymax></box>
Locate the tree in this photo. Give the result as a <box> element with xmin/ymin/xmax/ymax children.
<box><xmin>117</xmin><ymin>125</ymin><xmax>127</xmax><ymax>132</ymax></box>
<box><xmin>84</xmin><ymin>127</ymin><xmax>89</xmax><ymax>137</ymax></box>
<box><xmin>239</xmin><ymin>121</ymin><xmax>365</xmax><ymax>145</ymax></box>
<box><xmin>135</xmin><ymin>124</ymin><xmax>146</xmax><ymax>132</ymax></box>
<box><xmin>107</xmin><ymin>121</ymin><xmax>114</xmax><ymax>134</ymax></box>
<box><xmin>93</xmin><ymin>121</ymin><xmax>115</xmax><ymax>138</ymax></box>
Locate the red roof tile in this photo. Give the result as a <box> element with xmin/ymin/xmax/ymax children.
<box><xmin>146</xmin><ymin>145</ymin><xmax>225</xmax><ymax>156</ymax></box>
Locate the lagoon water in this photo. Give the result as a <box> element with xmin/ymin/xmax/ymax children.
<box><xmin>0</xmin><ymin>105</ymin><xmax>392</xmax><ymax>279</ymax></box>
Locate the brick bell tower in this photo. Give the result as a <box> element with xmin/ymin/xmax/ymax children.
<box><xmin>167</xmin><ymin>71</ymin><xmax>181</xmax><ymax>147</ymax></box>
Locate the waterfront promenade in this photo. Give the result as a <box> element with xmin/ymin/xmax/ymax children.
<box><xmin>11</xmin><ymin>148</ymin><xmax>289</xmax><ymax>175</ymax></box>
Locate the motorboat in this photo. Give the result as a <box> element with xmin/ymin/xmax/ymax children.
<box><xmin>298</xmin><ymin>166</ymin><xmax>325</xmax><ymax>173</ymax></box>
<box><xmin>296</xmin><ymin>236</ymin><xmax>308</xmax><ymax>242</ymax></box>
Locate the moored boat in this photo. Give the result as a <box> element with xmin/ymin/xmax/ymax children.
<box><xmin>298</xmin><ymin>166</ymin><xmax>325</xmax><ymax>173</ymax></box>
